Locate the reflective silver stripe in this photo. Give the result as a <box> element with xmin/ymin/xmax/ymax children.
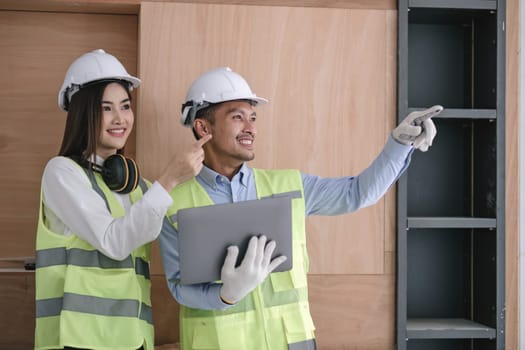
<box><xmin>261</xmin><ymin>281</ymin><xmax>307</xmax><ymax>308</ymax></box>
<box><xmin>36</xmin><ymin>293</ymin><xmax>153</xmax><ymax>325</ymax></box>
<box><xmin>36</xmin><ymin>247</ymin><xmax>66</xmax><ymax>268</ymax></box>
<box><xmin>83</xmin><ymin>167</ymin><xmax>111</xmax><ymax>211</ymax></box>
<box><xmin>138</xmin><ymin>178</ymin><xmax>148</xmax><ymax>193</ymax></box>
<box><xmin>36</xmin><ymin>247</ymin><xmax>133</xmax><ymax>269</ymax></box>
<box><xmin>223</xmin><ymin>281</ymin><xmax>306</xmax><ymax>315</ymax></box>
<box><xmin>84</xmin><ymin>167</ymin><xmax>149</xmax><ymax>208</ymax></box>
<box><xmin>162</xmin><ymin>216</ymin><xmax>178</xmax><ymax>240</ymax></box>
<box><xmin>168</xmin><ymin>213</ymin><xmax>177</xmax><ymax>225</ymax></box>
<box><xmin>135</xmin><ymin>257</ymin><xmax>150</xmax><ymax>280</ymax></box>
<box><xmin>183</xmin><ymin>293</ymin><xmax>256</xmax><ymax>318</ymax></box>
<box><xmin>36</xmin><ymin>297</ymin><xmax>62</xmax><ymax>318</ymax></box>
<box><xmin>183</xmin><ymin>283</ymin><xmax>306</xmax><ymax>318</ymax></box>
<box><xmin>37</xmin><ymin>248</ymin><xmax>148</xmax><ymax>280</ymax></box>
<box><xmin>62</xmin><ymin>292</ymin><xmax>139</xmax><ymax>318</ymax></box>
<box><xmin>70</xmin><ymin>248</ymin><xmax>133</xmax><ymax>268</ymax></box>
<box><xmin>140</xmin><ymin>302</ymin><xmax>153</xmax><ymax>324</ymax></box>
<box><xmin>289</xmin><ymin>339</ymin><xmax>316</xmax><ymax>350</ymax></box>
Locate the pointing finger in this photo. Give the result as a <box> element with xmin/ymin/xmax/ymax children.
<box><xmin>195</xmin><ymin>134</ymin><xmax>212</xmax><ymax>148</ymax></box>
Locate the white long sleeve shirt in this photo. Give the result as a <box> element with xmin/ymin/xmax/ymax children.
<box><xmin>41</xmin><ymin>156</ymin><xmax>173</xmax><ymax>260</ymax></box>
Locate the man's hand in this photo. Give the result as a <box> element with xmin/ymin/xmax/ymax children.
<box><xmin>392</xmin><ymin>105</ymin><xmax>441</xmax><ymax>152</ymax></box>
<box><xmin>220</xmin><ymin>235</ymin><xmax>287</xmax><ymax>305</ymax></box>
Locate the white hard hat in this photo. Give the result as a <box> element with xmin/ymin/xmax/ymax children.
<box><xmin>181</xmin><ymin>67</ymin><xmax>268</xmax><ymax>127</ymax></box>
<box><xmin>58</xmin><ymin>49</ymin><xmax>141</xmax><ymax>111</ymax></box>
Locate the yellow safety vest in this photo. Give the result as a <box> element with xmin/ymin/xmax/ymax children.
<box><xmin>35</xmin><ymin>162</ymin><xmax>154</xmax><ymax>350</ymax></box>
<box><xmin>167</xmin><ymin>168</ymin><xmax>316</xmax><ymax>350</ymax></box>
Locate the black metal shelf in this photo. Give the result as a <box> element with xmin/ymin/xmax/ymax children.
<box><xmin>397</xmin><ymin>0</ymin><xmax>505</xmax><ymax>349</ymax></box>
<box><xmin>407</xmin><ymin>318</ymin><xmax>496</xmax><ymax>339</ymax></box>
<box><xmin>408</xmin><ymin>0</ymin><xmax>496</xmax><ymax>10</ymax></box>
<box><xmin>408</xmin><ymin>108</ymin><xmax>497</xmax><ymax>120</ymax></box>
<box><xmin>407</xmin><ymin>217</ymin><xmax>497</xmax><ymax>229</ymax></box>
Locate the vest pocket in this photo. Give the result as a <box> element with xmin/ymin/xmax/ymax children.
<box><xmin>64</xmin><ymin>263</ymin><xmax>141</xmax><ymax>303</ymax></box>
<box><xmin>190</xmin><ymin>313</ymin><xmax>255</xmax><ymax>349</ymax></box>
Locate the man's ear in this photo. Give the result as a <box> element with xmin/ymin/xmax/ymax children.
<box><xmin>194</xmin><ymin>119</ymin><xmax>210</xmax><ymax>137</ymax></box>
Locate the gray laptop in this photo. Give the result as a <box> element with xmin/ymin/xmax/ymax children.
<box><xmin>176</xmin><ymin>195</ymin><xmax>295</xmax><ymax>285</ymax></box>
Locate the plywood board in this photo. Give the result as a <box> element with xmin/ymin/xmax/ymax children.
<box><xmin>309</xmin><ymin>274</ymin><xmax>395</xmax><ymax>349</ymax></box>
<box><xmin>138</xmin><ymin>2</ymin><xmax>397</xmax><ymax>275</ymax></box>
<box><xmin>0</xmin><ymin>10</ymin><xmax>138</xmax><ymax>259</ymax></box>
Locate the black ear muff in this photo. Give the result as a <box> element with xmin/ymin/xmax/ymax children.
<box><xmin>121</xmin><ymin>157</ymin><xmax>139</xmax><ymax>194</ymax></box>
<box><xmin>75</xmin><ymin>154</ymin><xmax>140</xmax><ymax>194</ymax></box>
<box><xmin>101</xmin><ymin>154</ymin><xmax>139</xmax><ymax>194</ymax></box>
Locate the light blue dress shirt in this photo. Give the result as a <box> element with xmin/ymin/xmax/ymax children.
<box><xmin>158</xmin><ymin>136</ymin><xmax>413</xmax><ymax>310</ymax></box>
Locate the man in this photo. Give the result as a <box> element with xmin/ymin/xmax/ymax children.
<box><xmin>159</xmin><ymin>67</ymin><xmax>439</xmax><ymax>350</ymax></box>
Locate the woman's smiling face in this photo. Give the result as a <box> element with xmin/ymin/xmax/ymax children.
<box><xmin>96</xmin><ymin>82</ymin><xmax>134</xmax><ymax>159</ymax></box>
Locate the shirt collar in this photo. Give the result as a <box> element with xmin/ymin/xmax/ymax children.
<box><xmin>236</xmin><ymin>163</ymin><xmax>249</xmax><ymax>187</ymax></box>
<box><xmin>198</xmin><ymin>163</ymin><xmax>250</xmax><ymax>188</ymax></box>
<box><xmin>87</xmin><ymin>153</ymin><xmax>105</xmax><ymax>166</ymax></box>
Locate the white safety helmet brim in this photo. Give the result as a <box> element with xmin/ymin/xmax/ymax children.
<box><xmin>58</xmin><ymin>49</ymin><xmax>141</xmax><ymax>111</ymax></box>
<box><xmin>181</xmin><ymin>67</ymin><xmax>268</xmax><ymax>127</ymax></box>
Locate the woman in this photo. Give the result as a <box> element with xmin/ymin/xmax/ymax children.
<box><xmin>34</xmin><ymin>49</ymin><xmax>210</xmax><ymax>350</ymax></box>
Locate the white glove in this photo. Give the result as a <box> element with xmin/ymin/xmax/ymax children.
<box><xmin>220</xmin><ymin>235</ymin><xmax>287</xmax><ymax>305</ymax></box>
<box><xmin>412</xmin><ymin>118</ymin><xmax>436</xmax><ymax>152</ymax></box>
<box><xmin>392</xmin><ymin>105</ymin><xmax>441</xmax><ymax>152</ymax></box>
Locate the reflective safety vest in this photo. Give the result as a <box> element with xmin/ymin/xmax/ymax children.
<box><xmin>167</xmin><ymin>169</ymin><xmax>316</xmax><ymax>350</ymax></box>
<box><xmin>35</xmin><ymin>162</ymin><xmax>154</xmax><ymax>350</ymax></box>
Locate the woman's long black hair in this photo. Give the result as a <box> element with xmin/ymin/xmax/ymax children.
<box><xmin>58</xmin><ymin>80</ymin><xmax>132</xmax><ymax>161</ymax></box>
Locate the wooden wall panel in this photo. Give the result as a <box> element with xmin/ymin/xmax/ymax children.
<box><xmin>150</xmin><ymin>275</ymin><xmax>180</xmax><ymax>346</ymax></box>
<box><xmin>0</xmin><ymin>0</ymin><xmax>397</xmax><ymax>14</ymax></box>
<box><xmin>0</xmin><ymin>10</ymin><xmax>138</xmax><ymax>260</ymax></box>
<box><xmin>0</xmin><ymin>273</ymin><xmax>35</xmax><ymax>350</ymax></box>
<box><xmin>138</xmin><ymin>2</ymin><xmax>397</xmax><ymax>276</ymax></box>
<box><xmin>0</xmin><ymin>9</ymin><xmax>139</xmax><ymax>349</ymax></box>
<box><xmin>0</xmin><ymin>273</ymin><xmax>180</xmax><ymax>349</ymax></box>
<box><xmin>309</xmin><ymin>275</ymin><xmax>395</xmax><ymax>349</ymax></box>
<box><xmin>505</xmin><ymin>0</ymin><xmax>519</xmax><ymax>347</ymax></box>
